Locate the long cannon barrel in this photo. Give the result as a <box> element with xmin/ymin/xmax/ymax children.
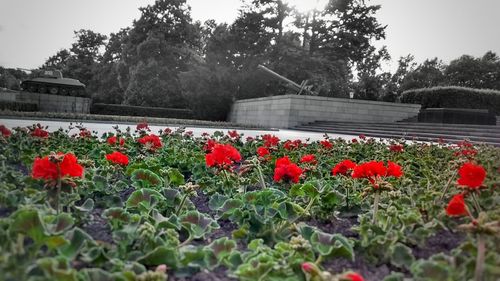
<box><xmin>258</xmin><ymin>64</ymin><xmax>302</xmax><ymax>92</ymax></box>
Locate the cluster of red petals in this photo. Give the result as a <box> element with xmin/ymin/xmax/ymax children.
<box><xmin>163</xmin><ymin>128</ymin><xmax>172</xmax><ymax>135</ymax></box>
<box><xmin>0</xmin><ymin>125</ymin><xmax>11</xmax><ymax>137</ymax></box>
<box><xmin>79</xmin><ymin>129</ymin><xmax>92</xmax><ymax>138</ymax></box>
<box><xmin>389</xmin><ymin>144</ymin><xmax>404</xmax><ymax>153</ymax></box>
<box><xmin>320</xmin><ymin>140</ymin><xmax>333</xmax><ymax>149</ymax></box>
<box><xmin>262</xmin><ymin>134</ymin><xmax>280</xmax><ymax>147</ymax></box>
<box><xmin>136</xmin><ymin>122</ymin><xmax>149</xmax><ymax>131</ymax></box>
<box><xmin>32</xmin><ymin>153</ymin><xmax>84</xmax><ymax>181</ymax></box>
<box><xmin>301</xmin><ymin>262</ymin><xmax>316</xmax><ymax>273</ymax></box>
<box><xmin>332</xmin><ymin>160</ymin><xmax>357</xmax><ymax>176</ymax></box>
<box><xmin>205</xmin><ymin>143</ymin><xmax>242</xmax><ymax>169</ymax></box>
<box><xmin>256</xmin><ymin>146</ymin><xmax>270</xmax><ymax>157</ymax></box>
<box><xmin>105</xmin><ymin>151</ymin><xmax>129</xmax><ymax>166</ymax></box>
<box><xmin>32</xmin><ymin>128</ymin><xmax>49</xmax><ymax>138</ymax></box>
<box><xmin>359</xmin><ymin>134</ymin><xmax>366</xmax><ymax>140</ymax></box>
<box><xmin>351</xmin><ymin>138</ymin><xmax>358</xmax><ymax>143</ymax></box>
<box><xmin>203</xmin><ymin>139</ymin><xmax>217</xmax><ymax>152</ymax></box>
<box><xmin>445</xmin><ymin>193</ymin><xmax>469</xmax><ymax>217</ymax></box>
<box><xmin>300</xmin><ymin>154</ymin><xmax>317</xmax><ymax>164</ymax></box>
<box><xmin>283</xmin><ymin>139</ymin><xmax>302</xmax><ymax>150</ymax></box>
<box><xmin>273</xmin><ymin>156</ymin><xmax>303</xmax><ymax>183</ymax></box>
<box><xmin>454</xmin><ymin>149</ymin><xmax>477</xmax><ymax>158</ymax></box>
<box><xmin>107</xmin><ymin>136</ymin><xmax>125</xmax><ymax>146</ymax></box>
<box><xmin>457</xmin><ymin>162</ymin><xmax>486</xmax><ymax>189</ymax></box>
<box><xmin>228</xmin><ymin>130</ymin><xmax>240</xmax><ymax>139</ymax></box>
<box><xmin>344</xmin><ymin>272</ymin><xmax>365</xmax><ymax>281</ymax></box>
<box><xmin>138</xmin><ymin>134</ymin><xmax>163</xmax><ymax>150</ymax></box>
<box><xmin>351</xmin><ymin>161</ymin><xmax>403</xmax><ymax>187</ymax></box>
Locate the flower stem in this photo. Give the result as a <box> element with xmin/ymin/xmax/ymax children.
<box><xmin>439</xmin><ymin>169</ymin><xmax>458</xmax><ymax>201</ymax></box>
<box><xmin>256</xmin><ymin>162</ymin><xmax>267</xmax><ymax>189</ymax></box>
<box><xmin>176</xmin><ymin>193</ymin><xmax>189</xmax><ymax>216</ymax></box>
<box><xmin>372</xmin><ymin>191</ymin><xmax>380</xmax><ymax>224</ymax></box>
<box><xmin>56</xmin><ymin>166</ymin><xmax>62</xmax><ymax>215</ymax></box>
<box><xmin>470</xmin><ymin>192</ymin><xmax>482</xmax><ymax>215</ymax></box>
<box><xmin>474</xmin><ymin>234</ymin><xmax>486</xmax><ymax>281</ymax></box>
<box><xmin>346</xmin><ymin>185</ymin><xmax>350</xmax><ymax>209</ymax></box>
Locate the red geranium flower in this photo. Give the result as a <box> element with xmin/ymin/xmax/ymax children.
<box><xmin>389</xmin><ymin>144</ymin><xmax>404</xmax><ymax>153</ymax></box>
<box><xmin>228</xmin><ymin>130</ymin><xmax>240</xmax><ymax>139</ymax></box>
<box><xmin>257</xmin><ymin>146</ymin><xmax>270</xmax><ymax>157</ymax></box>
<box><xmin>344</xmin><ymin>272</ymin><xmax>364</xmax><ymax>281</ymax></box>
<box><xmin>387</xmin><ymin>161</ymin><xmax>403</xmax><ymax>178</ymax></box>
<box><xmin>359</xmin><ymin>134</ymin><xmax>366</xmax><ymax>140</ymax></box>
<box><xmin>32</xmin><ymin>127</ymin><xmax>49</xmax><ymax>138</ymax></box>
<box><xmin>283</xmin><ymin>139</ymin><xmax>302</xmax><ymax>150</ymax></box>
<box><xmin>205</xmin><ymin>143</ymin><xmax>242</xmax><ymax>169</ymax></box>
<box><xmin>262</xmin><ymin>134</ymin><xmax>280</xmax><ymax>147</ymax></box>
<box><xmin>332</xmin><ymin>160</ymin><xmax>357</xmax><ymax>176</ymax></box>
<box><xmin>445</xmin><ymin>193</ymin><xmax>469</xmax><ymax>217</ymax></box>
<box><xmin>136</xmin><ymin>122</ymin><xmax>149</xmax><ymax>131</ymax></box>
<box><xmin>273</xmin><ymin>156</ymin><xmax>303</xmax><ymax>183</ymax></box>
<box><xmin>163</xmin><ymin>128</ymin><xmax>172</xmax><ymax>135</ymax></box>
<box><xmin>107</xmin><ymin>136</ymin><xmax>125</xmax><ymax>146</ymax></box>
<box><xmin>320</xmin><ymin>140</ymin><xmax>333</xmax><ymax>149</ymax></box>
<box><xmin>32</xmin><ymin>153</ymin><xmax>84</xmax><ymax>181</ymax></box>
<box><xmin>138</xmin><ymin>134</ymin><xmax>162</xmax><ymax>150</ymax></box>
<box><xmin>0</xmin><ymin>125</ymin><xmax>11</xmax><ymax>137</ymax></box>
<box><xmin>457</xmin><ymin>162</ymin><xmax>486</xmax><ymax>189</ymax></box>
<box><xmin>204</xmin><ymin>139</ymin><xmax>218</xmax><ymax>152</ymax></box>
<box><xmin>300</xmin><ymin>154</ymin><xmax>317</xmax><ymax>164</ymax></box>
<box><xmin>351</xmin><ymin>138</ymin><xmax>358</xmax><ymax>143</ymax></box>
<box><xmin>79</xmin><ymin>129</ymin><xmax>92</xmax><ymax>138</ymax></box>
<box><xmin>106</xmin><ymin>151</ymin><xmax>129</xmax><ymax>166</ymax></box>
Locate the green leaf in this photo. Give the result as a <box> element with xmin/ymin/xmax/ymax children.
<box><xmin>208</xmin><ymin>193</ymin><xmax>228</xmax><ymax>211</ymax></box>
<box><xmin>311</xmin><ymin>232</ymin><xmax>354</xmax><ymax>260</ymax></box>
<box><xmin>36</xmin><ymin>257</ymin><xmax>78</xmax><ymax>281</ymax></box>
<box><xmin>126</xmin><ymin>188</ymin><xmax>164</xmax><ymax>210</ymax></box>
<box><xmin>180</xmin><ymin>210</ymin><xmax>219</xmax><ymax>239</ymax></box>
<box><xmin>47</xmin><ymin>213</ymin><xmax>75</xmax><ymax>235</ymax></box>
<box><xmin>131</xmin><ymin>169</ymin><xmax>163</xmax><ymax>189</ymax></box>
<box><xmin>60</xmin><ymin>228</ymin><xmax>94</xmax><ymax>259</ymax></box>
<box><xmin>167</xmin><ymin>168</ymin><xmax>185</xmax><ymax>186</ymax></box>
<box><xmin>411</xmin><ymin>260</ymin><xmax>451</xmax><ymax>281</ymax></box>
<box><xmin>277</xmin><ymin>202</ymin><xmax>301</xmax><ymax>221</ymax></box>
<box><xmin>152</xmin><ymin>210</ymin><xmax>181</xmax><ymax>230</ymax></box>
<box><xmin>390</xmin><ymin>243</ymin><xmax>415</xmax><ymax>269</ymax></box>
<box><xmin>9</xmin><ymin>208</ymin><xmax>47</xmax><ymax>245</ymax></box>
<box><xmin>204</xmin><ymin>237</ymin><xmax>237</xmax><ymax>269</ymax></box>
<box><xmin>137</xmin><ymin>246</ymin><xmax>179</xmax><ymax>269</ymax></box>
<box><xmin>74</xmin><ymin>198</ymin><xmax>94</xmax><ymax>212</ymax></box>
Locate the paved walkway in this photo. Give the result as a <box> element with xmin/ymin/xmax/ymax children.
<box><xmin>0</xmin><ymin>118</ymin><xmax>357</xmax><ymax>142</ymax></box>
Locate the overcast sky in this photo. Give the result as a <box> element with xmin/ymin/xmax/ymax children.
<box><xmin>0</xmin><ymin>0</ymin><xmax>499</xmax><ymax>71</ymax></box>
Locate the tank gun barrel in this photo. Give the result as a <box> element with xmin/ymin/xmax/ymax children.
<box><xmin>258</xmin><ymin>64</ymin><xmax>302</xmax><ymax>92</ymax></box>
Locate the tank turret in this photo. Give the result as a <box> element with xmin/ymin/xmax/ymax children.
<box><xmin>21</xmin><ymin>70</ymin><xmax>86</xmax><ymax>97</ymax></box>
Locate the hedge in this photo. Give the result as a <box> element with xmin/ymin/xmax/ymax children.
<box><xmin>400</xmin><ymin>86</ymin><xmax>500</xmax><ymax>114</ymax></box>
<box><xmin>91</xmin><ymin>103</ymin><xmax>193</xmax><ymax>119</ymax></box>
<box><xmin>0</xmin><ymin>100</ymin><xmax>37</xmax><ymax>112</ymax></box>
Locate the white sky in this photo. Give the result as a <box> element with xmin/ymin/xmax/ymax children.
<box><xmin>0</xmin><ymin>0</ymin><xmax>499</xmax><ymax>71</ymax></box>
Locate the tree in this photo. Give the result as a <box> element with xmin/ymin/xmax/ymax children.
<box><xmin>399</xmin><ymin>58</ymin><xmax>445</xmax><ymax>91</ymax></box>
<box><xmin>444</xmin><ymin>51</ymin><xmax>500</xmax><ymax>90</ymax></box>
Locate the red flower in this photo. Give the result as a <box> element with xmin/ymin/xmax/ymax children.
<box><xmin>32</xmin><ymin>127</ymin><xmax>49</xmax><ymax>138</ymax></box>
<box><xmin>351</xmin><ymin>161</ymin><xmax>387</xmax><ymax>179</ymax></box>
<box><xmin>351</xmin><ymin>138</ymin><xmax>358</xmax><ymax>143</ymax></box>
<box><xmin>106</xmin><ymin>151</ymin><xmax>129</xmax><ymax>166</ymax></box>
<box><xmin>136</xmin><ymin>122</ymin><xmax>149</xmax><ymax>131</ymax></box>
<box><xmin>228</xmin><ymin>130</ymin><xmax>240</xmax><ymax>139</ymax></box>
<box><xmin>32</xmin><ymin>153</ymin><xmax>84</xmax><ymax>181</ymax></box>
<box><xmin>283</xmin><ymin>139</ymin><xmax>302</xmax><ymax>150</ymax></box>
<box><xmin>273</xmin><ymin>156</ymin><xmax>303</xmax><ymax>183</ymax></box>
<box><xmin>300</xmin><ymin>154</ymin><xmax>317</xmax><ymax>164</ymax></box>
<box><xmin>389</xmin><ymin>144</ymin><xmax>404</xmax><ymax>153</ymax></box>
<box><xmin>262</xmin><ymin>134</ymin><xmax>280</xmax><ymax>147</ymax></box>
<box><xmin>301</xmin><ymin>262</ymin><xmax>314</xmax><ymax>273</ymax></box>
<box><xmin>204</xmin><ymin>139</ymin><xmax>218</xmax><ymax>152</ymax></box>
<box><xmin>344</xmin><ymin>272</ymin><xmax>364</xmax><ymax>281</ymax></box>
<box><xmin>138</xmin><ymin>134</ymin><xmax>162</xmax><ymax>150</ymax></box>
<box><xmin>359</xmin><ymin>134</ymin><xmax>366</xmax><ymax>140</ymax></box>
<box><xmin>457</xmin><ymin>162</ymin><xmax>486</xmax><ymax>189</ymax></box>
<box><xmin>387</xmin><ymin>161</ymin><xmax>403</xmax><ymax>178</ymax></box>
<box><xmin>246</xmin><ymin>136</ymin><xmax>255</xmax><ymax>142</ymax></box>
<box><xmin>320</xmin><ymin>140</ymin><xmax>333</xmax><ymax>149</ymax></box>
<box><xmin>163</xmin><ymin>128</ymin><xmax>172</xmax><ymax>135</ymax></box>
<box><xmin>454</xmin><ymin>149</ymin><xmax>477</xmax><ymax>158</ymax></box>
<box><xmin>205</xmin><ymin>143</ymin><xmax>242</xmax><ymax>169</ymax></box>
<box><xmin>79</xmin><ymin>129</ymin><xmax>92</xmax><ymax>138</ymax></box>
<box><xmin>107</xmin><ymin>136</ymin><xmax>125</xmax><ymax>146</ymax></box>
<box><xmin>445</xmin><ymin>193</ymin><xmax>469</xmax><ymax>217</ymax></box>
<box><xmin>0</xmin><ymin>125</ymin><xmax>11</xmax><ymax>137</ymax></box>
<box><xmin>332</xmin><ymin>160</ymin><xmax>357</xmax><ymax>176</ymax></box>
<box><xmin>257</xmin><ymin>146</ymin><xmax>270</xmax><ymax>157</ymax></box>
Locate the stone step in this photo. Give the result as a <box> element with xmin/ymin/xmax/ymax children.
<box><xmin>312</xmin><ymin>121</ymin><xmax>500</xmax><ymax>130</ymax></box>
<box><xmin>294</xmin><ymin>126</ymin><xmax>500</xmax><ymax>147</ymax></box>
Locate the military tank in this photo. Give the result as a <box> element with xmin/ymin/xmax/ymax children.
<box><xmin>20</xmin><ymin>70</ymin><xmax>86</xmax><ymax>97</ymax></box>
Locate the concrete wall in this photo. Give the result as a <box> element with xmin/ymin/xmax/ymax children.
<box><xmin>0</xmin><ymin>90</ymin><xmax>20</xmax><ymax>102</ymax></box>
<box><xmin>17</xmin><ymin>92</ymin><xmax>91</xmax><ymax>113</ymax></box>
<box><xmin>229</xmin><ymin>95</ymin><xmax>421</xmax><ymax>128</ymax></box>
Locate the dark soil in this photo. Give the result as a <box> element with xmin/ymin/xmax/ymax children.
<box><xmin>0</xmin><ymin>207</ymin><xmax>13</xmax><ymax>218</ymax></box>
<box><xmin>412</xmin><ymin>229</ymin><xmax>465</xmax><ymax>260</ymax></box>
<box><xmin>303</xmin><ymin>216</ymin><xmax>359</xmax><ymax>238</ymax></box>
<box><xmin>118</xmin><ymin>186</ymin><xmax>135</xmax><ymax>202</ymax></box>
<box><xmin>322</xmin><ymin>255</ymin><xmax>394</xmax><ymax>281</ymax></box>
<box><xmin>83</xmin><ymin>207</ymin><xmax>114</xmax><ymax>244</ymax></box>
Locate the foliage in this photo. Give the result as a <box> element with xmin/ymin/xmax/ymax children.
<box><xmin>400</xmin><ymin>86</ymin><xmax>500</xmax><ymax>114</ymax></box>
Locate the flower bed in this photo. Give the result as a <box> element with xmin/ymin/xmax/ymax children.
<box><xmin>0</xmin><ymin>122</ymin><xmax>499</xmax><ymax>281</ymax></box>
